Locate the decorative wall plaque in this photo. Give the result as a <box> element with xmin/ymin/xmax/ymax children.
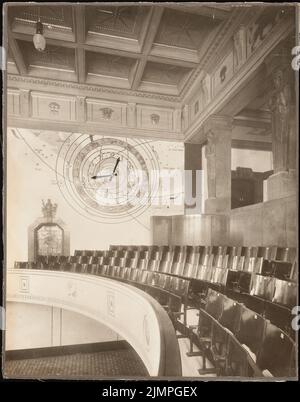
<box><xmin>28</xmin><ymin>200</ymin><xmax>70</xmax><ymax>262</ymax></box>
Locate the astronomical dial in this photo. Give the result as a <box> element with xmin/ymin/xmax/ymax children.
<box><xmin>56</xmin><ymin>134</ymin><xmax>160</xmax><ymax>223</ymax></box>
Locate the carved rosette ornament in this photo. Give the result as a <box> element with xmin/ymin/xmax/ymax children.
<box><xmin>150</xmin><ymin>113</ymin><xmax>160</xmax><ymax>125</ymax></box>
<box><xmin>100</xmin><ymin>107</ymin><xmax>114</xmax><ymax>120</ymax></box>
<box><xmin>48</xmin><ymin>102</ymin><xmax>60</xmax><ymax>114</ymax></box>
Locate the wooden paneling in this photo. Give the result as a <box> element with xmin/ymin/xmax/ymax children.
<box><xmin>229</xmin><ymin>195</ymin><xmax>297</xmax><ymax>247</ymax></box>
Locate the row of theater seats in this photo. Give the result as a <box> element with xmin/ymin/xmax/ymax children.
<box><xmin>14</xmin><ymin>260</ymin><xmax>190</xmax><ymax>323</ymax></box>
<box><xmin>68</xmin><ymin>245</ymin><xmax>297</xmax><ymax>309</ymax></box>
<box><xmin>33</xmin><ymin>245</ymin><xmax>297</xmax><ymax>276</ymax></box>
<box><xmin>188</xmin><ymin>261</ymin><xmax>297</xmax><ymax>308</ymax></box>
<box><xmin>108</xmin><ymin>245</ymin><xmax>297</xmax><ymax>264</ymax></box>
<box><xmin>14</xmin><ymin>244</ymin><xmax>297</xmax><ymax>378</ymax></box>
<box><xmin>103</xmin><ymin>245</ymin><xmax>297</xmax><ymax>335</ymax></box>
<box><xmin>185</xmin><ymin>288</ymin><xmax>296</xmax><ymax>378</ymax></box>
<box><xmin>16</xmin><ymin>244</ymin><xmax>297</xmax><ymax>317</ymax></box>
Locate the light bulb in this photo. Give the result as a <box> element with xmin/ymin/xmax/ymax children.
<box><xmin>33</xmin><ymin>33</ymin><xmax>46</xmax><ymax>52</ymax></box>
<box><xmin>33</xmin><ymin>20</ymin><xmax>46</xmax><ymax>52</ymax></box>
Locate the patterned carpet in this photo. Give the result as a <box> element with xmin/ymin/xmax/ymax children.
<box><xmin>4</xmin><ymin>349</ymin><xmax>149</xmax><ymax>379</ymax></box>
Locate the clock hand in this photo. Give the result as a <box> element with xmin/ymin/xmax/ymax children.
<box><xmin>91</xmin><ymin>174</ymin><xmax>114</xmax><ymax>179</ymax></box>
<box><xmin>112</xmin><ymin>157</ymin><xmax>121</xmax><ymax>175</ymax></box>
<box><xmin>109</xmin><ymin>157</ymin><xmax>120</xmax><ymax>181</ymax></box>
<box><xmin>91</xmin><ymin>157</ymin><xmax>120</xmax><ymax>180</ymax></box>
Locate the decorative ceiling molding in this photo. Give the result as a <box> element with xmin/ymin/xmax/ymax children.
<box><xmin>7</xmin><ymin>116</ymin><xmax>184</xmax><ymax>142</ymax></box>
<box><xmin>7</xmin><ymin>4</ymin><xmax>236</xmax><ymax>97</ymax></box>
<box><xmin>154</xmin><ymin>8</ymin><xmax>221</xmax><ymax>50</ymax></box>
<box><xmin>6</xmin><ymin>3</ymin><xmax>296</xmax><ymax>136</ymax></box>
<box><xmin>7</xmin><ymin>74</ymin><xmax>180</xmax><ymax>103</ymax></box>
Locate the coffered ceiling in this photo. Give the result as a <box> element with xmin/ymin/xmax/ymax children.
<box><xmin>7</xmin><ymin>4</ymin><xmax>236</xmax><ymax>97</ymax></box>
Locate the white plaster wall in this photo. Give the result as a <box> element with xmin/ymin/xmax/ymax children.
<box><xmin>5</xmin><ymin>302</ymin><xmax>120</xmax><ymax>351</ymax></box>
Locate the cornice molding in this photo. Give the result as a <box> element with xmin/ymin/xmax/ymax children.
<box><xmin>7</xmin><ymin>116</ymin><xmax>184</xmax><ymax>142</ymax></box>
<box><xmin>7</xmin><ymin>74</ymin><xmax>180</xmax><ymax>103</ymax></box>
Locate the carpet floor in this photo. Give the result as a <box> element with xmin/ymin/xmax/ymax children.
<box><xmin>4</xmin><ymin>348</ymin><xmax>149</xmax><ymax>379</ymax></box>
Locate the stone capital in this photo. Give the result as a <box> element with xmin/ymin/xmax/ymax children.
<box><xmin>203</xmin><ymin>115</ymin><xmax>233</xmax><ymax>137</ymax></box>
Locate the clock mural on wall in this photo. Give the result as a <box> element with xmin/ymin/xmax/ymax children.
<box><xmin>56</xmin><ymin>134</ymin><xmax>160</xmax><ymax>223</ymax></box>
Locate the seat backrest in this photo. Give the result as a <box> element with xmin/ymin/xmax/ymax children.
<box><xmin>205</xmin><ymin>290</ymin><xmax>224</xmax><ymax>319</ymax></box>
<box><xmin>227</xmin><ymin>246</ymin><xmax>239</xmax><ymax>257</ymax></box>
<box><xmin>138</xmin><ymin>259</ymin><xmax>148</xmax><ymax>270</ymax></box>
<box><xmin>245</xmin><ymin>257</ymin><xmax>264</xmax><ymax>273</ymax></box>
<box><xmin>148</xmin><ymin>259</ymin><xmax>160</xmax><ymax>272</ymax></box>
<box><xmin>61</xmin><ymin>262</ymin><xmax>72</xmax><ymax>272</ymax></box>
<box><xmin>238</xmin><ymin>271</ymin><xmax>252</xmax><ymax>294</ymax></box>
<box><xmin>218</xmin><ymin>297</ymin><xmax>242</xmax><ymax>334</ymax></box>
<box><xmin>225</xmin><ymin>270</ymin><xmax>240</xmax><ymax>290</ymax></box>
<box><xmin>195</xmin><ymin>265</ymin><xmax>205</xmax><ymax>281</ymax></box>
<box><xmin>157</xmin><ymin>273</ymin><xmax>166</xmax><ymax>289</ymax></box>
<box><xmin>204</xmin><ymin>266</ymin><xmax>213</xmax><ymax>282</ymax></box>
<box><xmin>236</xmin><ymin>306</ymin><xmax>265</xmax><ymax>357</ymax></box>
<box><xmin>183</xmin><ymin>263</ymin><xmax>197</xmax><ymax>279</ymax></box>
<box><xmin>260</xmin><ymin>259</ymin><xmax>274</xmax><ymax>276</ymax></box>
<box><xmin>171</xmin><ymin>278</ymin><xmax>188</xmax><ymax>297</ymax></box>
<box><xmin>201</xmin><ymin>254</ymin><xmax>213</xmax><ymax>267</ymax></box>
<box><xmin>250</xmin><ymin>274</ymin><xmax>276</xmax><ymax>301</ymax></box>
<box><xmin>271</xmin><ymin>261</ymin><xmax>293</xmax><ymax>280</ymax></box>
<box><xmin>171</xmin><ymin>262</ymin><xmax>184</xmax><ymax>276</ymax></box>
<box><xmin>214</xmin><ymin>254</ymin><xmax>229</xmax><ymax>269</ymax></box>
<box><xmin>231</xmin><ymin>256</ymin><xmax>245</xmax><ymax>271</ymax></box>
<box><xmin>272</xmin><ymin>279</ymin><xmax>297</xmax><ymax>308</ymax></box>
<box><xmin>162</xmin><ymin>275</ymin><xmax>171</xmax><ymax>290</ymax></box>
<box><xmin>124</xmin><ymin>267</ymin><xmax>132</xmax><ymax>280</ymax></box>
<box><xmin>257</xmin><ymin>321</ymin><xmax>295</xmax><ymax>377</ymax></box>
<box><xmin>139</xmin><ymin>270</ymin><xmax>148</xmax><ymax>283</ymax></box>
<box><xmin>186</xmin><ymin>252</ymin><xmax>200</xmax><ymax>265</ymax></box>
<box><xmin>150</xmin><ymin>272</ymin><xmax>160</xmax><ymax>287</ymax></box>
<box><xmin>128</xmin><ymin>268</ymin><xmax>137</xmax><ymax>281</ymax></box>
<box><xmin>290</xmin><ymin>261</ymin><xmax>297</xmax><ymax>281</ymax></box>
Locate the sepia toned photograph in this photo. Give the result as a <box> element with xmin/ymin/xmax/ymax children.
<box><xmin>1</xmin><ymin>2</ymin><xmax>299</xmax><ymax>382</ymax></box>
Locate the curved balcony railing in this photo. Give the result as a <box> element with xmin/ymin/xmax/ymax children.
<box><xmin>6</xmin><ymin>269</ymin><xmax>182</xmax><ymax>377</ymax></box>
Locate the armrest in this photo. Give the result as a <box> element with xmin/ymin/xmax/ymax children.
<box><xmin>172</xmin><ymin>311</ymin><xmax>184</xmax><ymax>317</ymax></box>
<box><xmin>185</xmin><ymin>306</ymin><xmax>198</xmax><ymax>311</ymax></box>
<box><xmin>199</xmin><ymin>336</ymin><xmax>211</xmax><ymax>344</ymax></box>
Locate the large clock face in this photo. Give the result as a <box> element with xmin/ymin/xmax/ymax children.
<box><xmin>56</xmin><ymin>134</ymin><xmax>160</xmax><ymax>223</ymax></box>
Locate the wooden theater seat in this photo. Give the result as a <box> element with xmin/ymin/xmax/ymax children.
<box><xmin>209</xmin><ymin>297</ymin><xmax>242</xmax><ymax>375</ymax></box>
<box><xmin>256</xmin><ymin>321</ymin><xmax>296</xmax><ymax>377</ymax></box>
<box><xmin>235</xmin><ymin>306</ymin><xmax>265</xmax><ymax>364</ymax></box>
<box><xmin>186</xmin><ymin>290</ymin><xmax>225</xmax><ymax>374</ymax></box>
